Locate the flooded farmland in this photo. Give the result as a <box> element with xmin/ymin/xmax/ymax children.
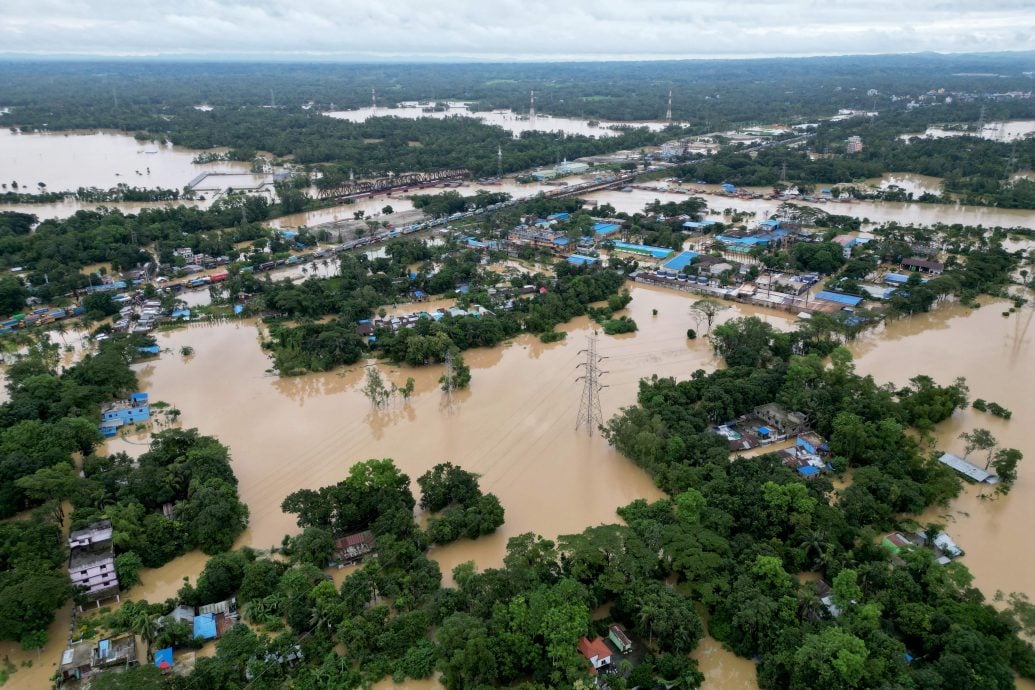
<box><xmin>324</xmin><ymin>101</ymin><xmax>673</xmax><ymax>138</ymax></box>
<box><xmin>0</xmin><ymin>129</ymin><xmax>258</xmax><ymax>193</ymax></box>
<box><xmin>583</xmin><ymin>187</ymin><xmax>1035</xmax><ymax>230</ymax></box>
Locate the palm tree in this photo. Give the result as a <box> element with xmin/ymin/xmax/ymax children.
<box><xmin>131</xmin><ymin>611</ymin><xmax>160</xmax><ymax>662</ymax></box>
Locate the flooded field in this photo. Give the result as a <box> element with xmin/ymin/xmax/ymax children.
<box><xmin>900</xmin><ymin>119</ymin><xmax>1035</xmax><ymax>143</ymax></box>
<box><xmin>863</xmin><ymin>172</ymin><xmax>945</xmax><ymax>197</ymax></box>
<box><xmin>324</xmin><ymin>102</ymin><xmax>672</xmax><ymax>138</ymax></box>
<box><xmin>584</xmin><ymin>187</ymin><xmax>1035</xmax><ymax>230</ymax></box>
<box><xmin>0</xmin><ymin>129</ymin><xmax>255</xmax><ymax>193</ymax></box>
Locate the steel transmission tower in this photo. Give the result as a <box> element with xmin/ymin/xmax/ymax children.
<box><xmin>371</xmin><ymin>87</ymin><xmax>377</xmax><ymax>109</ymax></box>
<box><xmin>665</xmin><ymin>89</ymin><xmax>673</xmax><ymax>123</ymax></box>
<box><xmin>575</xmin><ymin>332</ymin><xmax>607</xmax><ymax>436</ymax></box>
<box><xmin>441</xmin><ymin>349</ymin><xmax>456</xmax><ymax>403</ymax></box>
<box><xmin>497</xmin><ymin>144</ymin><xmax>503</xmax><ymax>179</ymax></box>
<box><xmin>529</xmin><ymin>90</ymin><xmax>536</xmax><ymax>127</ymax></box>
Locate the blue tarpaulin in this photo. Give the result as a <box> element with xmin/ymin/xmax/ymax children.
<box><xmin>193</xmin><ymin>613</ymin><xmax>217</xmax><ymax>640</ymax></box>
<box><xmin>796</xmin><ymin>437</ymin><xmax>817</xmax><ymax>454</ymax></box>
<box><xmin>233</xmin><ymin>304</ymin><xmax>245</xmax><ymax>315</ymax></box>
<box><xmin>798</xmin><ymin>466</ymin><xmax>821</xmax><ymax>476</ymax></box>
<box><xmin>154</xmin><ymin>648</ymin><xmax>174</xmax><ymax>669</ymax></box>
<box><xmin>757</xmin><ymin>426</ymin><xmax>771</xmax><ymax>437</ymax></box>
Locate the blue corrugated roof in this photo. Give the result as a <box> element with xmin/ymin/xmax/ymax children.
<box><xmin>567</xmin><ymin>255</ymin><xmax>598</xmax><ymax>266</ymax></box>
<box><xmin>592</xmin><ymin>223</ymin><xmax>622</xmax><ymax>236</ymax></box>
<box><xmin>663</xmin><ymin>251</ymin><xmax>699</xmax><ymax>271</ymax></box>
<box><xmin>796</xmin><ymin>437</ymin><xmax>817</xmax><ymax>454</ymax></box>
<box><xmin>815</xmin><ymin>291</ymin><xmax>864</xmax><ymax>307</ymax></box>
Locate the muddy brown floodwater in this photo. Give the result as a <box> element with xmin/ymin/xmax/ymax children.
<box><xmin>851</xmin><ymin>298</ymin><xmax>1035</xmax><ymax>600</ymax></box>
<box><xmin>584</xmin><ymin>188</ymin><xmax>1035</xmax><ymax>230</ymax></box>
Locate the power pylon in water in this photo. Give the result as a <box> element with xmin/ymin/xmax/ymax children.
<box><xmin>441</xmin><ymin>349</ymin><xmax>456</xmax><ymax>403</ymax></box>
<box><xmin>575</xmin><ymin>332</ymin><xmax>607</xmax><ymax>436</ymax></box>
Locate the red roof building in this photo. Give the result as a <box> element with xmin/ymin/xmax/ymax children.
<box><xmin>578</xmin><ymin>636</ymin><xmax>612</xmax><ymax>670</ymax></box>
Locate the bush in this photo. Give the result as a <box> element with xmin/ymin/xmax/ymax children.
<box><xmin>603</xmin><ymin>316</ymin><xmax>638</xmax><ymax>335</ymax></box>
<box><xmin>538</xmin><ymin>330</ymin><xmax>566</xmax><ymax>343</ymax></box>
<box><xmin>687</xmin><ymin>329</ymin><xmax>697</xmax><ymax>340</ymax></box>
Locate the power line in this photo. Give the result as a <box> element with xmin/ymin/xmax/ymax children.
<box><xmin>575</xmin><ymin>332</ymin><xmax>607</xmax><ymax>436</ymax></box>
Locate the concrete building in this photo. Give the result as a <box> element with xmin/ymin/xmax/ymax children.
<box><xmin>846</xmin><ymin>136</ymin><xmax>863</xmax><ymax>153</ymax></box>
<box><xmin>68</xmin><ymin>520</ymin><xmax>120</xmax><ymax>609</ymax></box>
<box><xmin>99</xmin><ymin>392</ymin><xmax>150</xmax><ymax>437</ymax></box>
<box><xmin>578</xmin><ymin>636</ymin><xmax>612</xmax><ymax>671</ymax></box>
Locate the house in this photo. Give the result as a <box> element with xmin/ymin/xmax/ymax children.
<box><xmin>100</xmin><ymin>392</ymin><xmax>150</xmax><ymax>431</ymax></box>
<box><xmin>882</xmin><ymin>532</ymin><xmax>915</xmax><ymax>554</ymax></box>
<box><xmin>608</xmin><ymin>624</ymin><xmax>633</xmax><ymax>654</ymax></box>
<box><xmin>831</xmin><ymin>235</ymin><xmax>856</xmax><ymax>259</ymax></box>
<box><xmin>901</xmin><ymin>257</ymin><xmax>945</xmax><ymax>275</ymax></box>
<box><xmin>335</xmin><ymin>530</ymin><xmax>376</xmax><ymax>564</ymax></box>
<box><xmin>68</xmin><ymin>520</ymin><xmax>120</xmax><ymax>609</ymax></box>
<box><xmin>578</xmin><ymin>636</ymin><xmax>612</xmax><ymax>671</ymax></box>
<box><xmin>937</xmin><ymin>453</ymin><xmax>999</xmax><ymax>484</ymax></box>
<box><xmin>753</xmin><ymin>403</ymin><xmax>808</xmax><ymax>436</ymax></box>
<box><xmin>58</xmin><ymin>635</ymin><xmax>137</xmax><ymax>686</ymax></box>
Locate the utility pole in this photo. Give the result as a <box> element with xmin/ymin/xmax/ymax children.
<box><xmin>575</xmin><ymin>332</ymin><xmax>607</xmax><ymax>436</ymax></box>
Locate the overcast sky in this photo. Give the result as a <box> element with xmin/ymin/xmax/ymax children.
<box><xmin>2</xmin><ymin>1</ymin><xmax>1034</xmax><ymax>60</ymax></box>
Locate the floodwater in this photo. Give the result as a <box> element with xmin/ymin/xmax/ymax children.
<box><xmin>692</xmin><ymin>635</ymin><xmax>759</xmax><ymax>690</ymax></box>
<box><xmin>851</xmin><ymin>297</ymin><xmax>1035</xmax><ymax>601</ymax></box>
<box><xmin>863</xmin><ymin>173</ymin><xmax>944</xmax><ymax>197</ymax></box>
<box><xmin>324</xmin><ymin>102</ymin><xmax>673</xmax><ymax>138</ymax></box>
<box><xmin>268</xmin><ymin>178</ymin><xmax>533</xmax><ymax>231</ymax></box>
<box><xmin>0</xmin><ymin>129</ymin><xmax>255</xmax><ymax>193</ymax></box>
<box><xmin>583</xmin><ymin>188</ymin><xmax>1035</xmax><ymax>230</ymax></box>
<box><xmin>900</xmin><ymin>120</ymin><xmax>1035</xmax><ymax>143</ymax></box>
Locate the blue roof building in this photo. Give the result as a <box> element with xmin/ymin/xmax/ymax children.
<box><xmin>547</xmin><ymin>212</ymin><xmax>570</xmax><ymax>221</ymax></box>
<box><xmin>663</xmin><ymin>251</ymin><xmax>700</xmax><ymax>272</ymax></box>
<box><xmin>814</xmin><ymin>291</ymin><xmax>864</xmax><ymax>307</ymax></box>
<box><xmin>682</xmin><ymin>220</ymin><xmax>719</xmax><ymax>230</ymax></box>
<box><xmin>567</xmin><ymin>255</ymin><xmax>598</xmax><ymax>266</ymax></box>
<box><xmin>592</xmin><ymin>223</ymin><xmax>622</xmax><ymax>237</ymax></box>
<box><xmin>722</xmin><ymin>183</ymin><xmax>737</xmax><ymax>193</ymax></box>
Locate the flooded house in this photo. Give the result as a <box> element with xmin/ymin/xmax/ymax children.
<box><xmin>334</xmin><ymin>530</ymin><xmax>376</xmax><ymax>565</ymax></box>
<box><xmin>937</xmin><ymin>453</ymin><xmax>999</xmax><ymax>484</ymax></box>
<box><xmin>68</xmin><ymin>520</ymin><xmax>120</xmax><ymax>610</ymax></box>
<box><xmin>58</xmin><ymin>634</ymin><xmax>137</xmax><ymax>686</ymax></box>
<box><xmin>901</xmin><ymin>257</ymin><xmax>945</xmax><ymax>275</ymax></box>
<box><xmin>99</xmin><ymin>392</ymin><xmax>150</xmax><ymax>437</ymax></box>
<box><xmin>753</xmin><ymin>403</ymin><xmax>809</xmax><ymax>437</ymax></box>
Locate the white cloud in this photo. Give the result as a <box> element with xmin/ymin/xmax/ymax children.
<box><xmin>1</xmin><ymin>0</ymin><xmax>1034</xmax><ymax>59</ymax></box>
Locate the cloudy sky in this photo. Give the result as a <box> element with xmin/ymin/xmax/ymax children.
<box><xmin>2</xmin><ymin>0</ymin><xmax>1034</xmax><ymax>60</ymax></box>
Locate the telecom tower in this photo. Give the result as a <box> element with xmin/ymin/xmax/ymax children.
<box><xmin>371</xmin><ymin>87</ymin><xmax>377</xmax><ymax>109</ymax></box>
<box><xmin>529</xmin><ymin>90</ymin><xmax>536</xmax><ymax>127</ymax></box>
<box><xmin>665</xmin><ymin>89</ymin><xmax>673</xmax><ymax>123</ymax></box>
<box><xmin>977</xmin><ymin>105</ymin><xmax>986</xmax><ymax>136</ymax></box>
<box><xmin>575</xmin><ymin>333</ymin><xmax>607</xmax><ymax>436</ymax></box>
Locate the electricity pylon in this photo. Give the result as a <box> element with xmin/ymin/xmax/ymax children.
<box><xmin>575</xmin><ymin>332</ymin><xmax>607</xmax><ymax>436</ymax></box>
